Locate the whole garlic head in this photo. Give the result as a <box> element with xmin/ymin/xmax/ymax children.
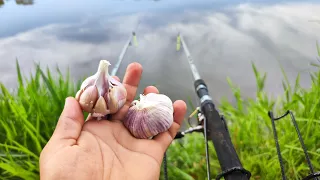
<box><xmin>75</xmin><ymin>60</ymin><xmax>127</xmax><ymax>118</ymax></box>
<box><xmin>123</xmin><ymin>93</ymin><xmax>174</xmax><ymax>139</ymax></box>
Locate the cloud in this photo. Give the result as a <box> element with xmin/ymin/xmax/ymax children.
<box><xmin>1</xmin><ymin>2</ymin><xmax>320</xmax><ymax>105</ymax></box>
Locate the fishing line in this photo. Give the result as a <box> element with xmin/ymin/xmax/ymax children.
<box><xmin>110</xmin><ymin>20</ymin><xmax>141</xmax><ymax>76</ymax></box>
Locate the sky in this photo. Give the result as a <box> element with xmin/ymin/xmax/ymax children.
<box><xmin>0</xmin><ymin>0</ymin><xmax>320</xmax><ymax>107</ymax></box>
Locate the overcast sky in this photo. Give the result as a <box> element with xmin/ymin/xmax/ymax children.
<box><xmin>0</xmin><ymin>1</ymin><xmax>320</xmax><ymax>109</ymax></box>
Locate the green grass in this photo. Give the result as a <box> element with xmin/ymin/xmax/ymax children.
<box><xmin>161</xmin><ymin>61</ymin><xmax>320</xmax><ymax>179</ymax></box>
<box><xmin>1</xmin><ymin>51</ymin><xmax>320</xmax><ymax>179</ymax></box>
<box><xmin>0</xmin><ymin>60</ymin><xmax>80</xmax><ymax>180</ymax></box>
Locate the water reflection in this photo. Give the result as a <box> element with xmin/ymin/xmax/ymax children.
<box><xmin>0</xmin><ymin>1</ymin><xmax>319</xmax><ymax>108</ymax></box>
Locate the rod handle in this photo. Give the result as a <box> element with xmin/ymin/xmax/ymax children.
<box><xmin>194</xmin><ymin>79</ymin><xmax>250</xmax><ymax>180</ymax></box>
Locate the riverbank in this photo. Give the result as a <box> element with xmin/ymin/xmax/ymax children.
<box><xmin>0</xmin><ymin>59</ymin><xmax>320</xmax><ymax>179</ymax></box>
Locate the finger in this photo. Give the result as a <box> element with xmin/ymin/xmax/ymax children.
<box><xmin>111</xmin><ymin>62</ymin><xmax>143</xmax><ymax>120</ymax></box>
<box><xmin>143</xmin><ymin>86</ymin><xmax>159</xmax><ymax>95</ymax></box>
<box><xmin>122</xmin><ymin>63</ymin><xmax>143</xmax><ymax>105</ymax></box>
<box><xmin>51</xmin><ymin>97</ymin><xmax>85</xmax><ymax>145</ymax></box>
<box><xmin>154</xmin><ymin>100</ymin><xmax>187</xmax><ymax>152</ymax></box>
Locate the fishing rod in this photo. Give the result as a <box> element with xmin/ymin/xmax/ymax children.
<box><xmin>172</xmin><ymin>33</ymin><xmax>251</xmax><ymax>180</ymax></box>
<box><xmin>110</xmin><ymin>23</ymin><xmax>139</xmax><ymax>76</ymax></box>
<box><xmin>169</xmin><ymin>33</ymin><xmax>320</xmax><ymax>180</ymax></box>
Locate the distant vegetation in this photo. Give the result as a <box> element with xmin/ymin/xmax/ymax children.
<box><xmin>0</xmin><ymin>0</ymin><xmax>33</xmax><ymax>7</ymax></box>
<box><xmin>15</xmin><ymin>0</ymin><xmax>33</xmax><ymax>5</ymax></box>
<box><xmin>0</xmin><ymin>0</ymin><xmax>163</xmax><ymax>7</ymax></box>
<box><xmin>1</xmin><ymin>45</ymin><xmax>320</xmax><ymax>179</ymax></box>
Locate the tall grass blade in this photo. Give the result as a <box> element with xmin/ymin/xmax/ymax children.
<box><xmin>316</xmin><ymin>40</ymin><xmax>320</xmax><ymax>57</ymax></box>
<box><xmin>15</xmin><ymin>59</ymin><xmax>24</xmax><ymax>88</ymax></box>
<box><xmin>37</xmin><ymin>65</ymin><xmax>61</xmax><ymax>105</ymax></box>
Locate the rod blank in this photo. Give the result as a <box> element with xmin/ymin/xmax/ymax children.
<box><xmin>110</xmin><ymin>32</ymin><xmax>137</xmax><ymax>76</ymax></box>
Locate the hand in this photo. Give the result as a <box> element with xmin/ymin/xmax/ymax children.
<box><xmin>39</xmin><ymin>62</ymin><xmax>187</xmax><ymax>180</ymax></box>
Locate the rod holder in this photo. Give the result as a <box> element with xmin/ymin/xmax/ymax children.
<box><xmin>268</xmin><ymin>110</ymin><xmax>320</xmax><ymax>180</ymax></box>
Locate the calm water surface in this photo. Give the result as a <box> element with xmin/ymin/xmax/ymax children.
<box><xmin>1</xmin><ymin>0</ymin><xmax>320</xmax><ymax>110</ymax></box>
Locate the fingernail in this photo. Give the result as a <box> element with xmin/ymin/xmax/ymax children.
<box><xmin>64</xmin><ymin>97</ymin><xmax>71</xmax><ymax>108</ymax></box>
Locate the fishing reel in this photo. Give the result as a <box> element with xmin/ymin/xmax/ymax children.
<box><xmin>174</xmin><ymin>107</ymin><xmax>204</xmax><ymax>139</ymax></box>
<box><xmin>174</xmin><ymin>107</ymin><xmax>229</xmax><ymax>140</ymax></box>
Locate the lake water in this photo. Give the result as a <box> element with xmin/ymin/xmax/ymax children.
<box><xmin>1</xmin><ymin>0</ymin><xmax>320</xmax><ymax>112</ymax></box>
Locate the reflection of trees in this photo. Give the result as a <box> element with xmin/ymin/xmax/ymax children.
<box><xmin>0</xmin><ymin>0</ymin><xmax>34</xmax><ymax>7</ymax></box>
<box><xmin>0</xmin><ymin>0</ymin><xmax>4</xmax><ymax>7</ymax></box>
<box><xmin>0</xmin><ymin>0</ymin><xmax>161</xmax><ymax>7</ymax></box>
<box><xmin>15</xmin><ymin>0</ymin><xmax>33</xmax><ymax>5</ymax></box>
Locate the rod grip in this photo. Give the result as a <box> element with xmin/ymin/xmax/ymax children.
<box><xmin>194</xmin><ymin>79</ymin><xmax>250</xmax><ymax>180</ymax></box>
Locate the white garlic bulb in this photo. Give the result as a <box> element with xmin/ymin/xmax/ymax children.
<box><xmin>75</xmin><ymin>60</ymin><xmax>127</xmax><ymax>118</ymax></box>
<box><xmin>123</xmin><ymin>93</ymin><xmax>174</xmax><ymax>139</ymax></box>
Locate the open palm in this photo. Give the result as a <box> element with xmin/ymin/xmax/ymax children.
<box><xmin>39</xmin><ymin>62</ymin><xmax>187</xmax><ymax>180</ymax></box>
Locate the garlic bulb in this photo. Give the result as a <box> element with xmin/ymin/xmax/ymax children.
<box><xmin>75</xmin><ymin>60</ymin><xmax>127</xmax><ymax>118</ymax></box>
<box><xmin>123</xmin><ymin>93</ymin><xmax>174</xmax><ymax>139</ymax></box>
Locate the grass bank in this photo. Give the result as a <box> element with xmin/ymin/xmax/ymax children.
<box><xmin>162</xmin><ymin>63</ymin><xmax>320</xmax><ymax>180</ymax></box>
<box><xmin>1</xmin><ymin>56</ymin><xmax>320</xmax><ymax>179</ymax></box>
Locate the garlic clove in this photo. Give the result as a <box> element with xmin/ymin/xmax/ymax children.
<box><xmin>78</xmin><ymin>85</ymin><xmax>99</xmax><ymax>112</ymax></box>
<box><xmin>79</xmin><ymin>75</ymin><xmax>96</xmax><ymax>90</ymax></box>
<box><xmin>92</xmin><ymin>96</ymin><xmax>109</xmax><ymax>117</ymax></box>
<box><xmin>75</xmin><ymin>88</ymin><xmax>83</xmax><ymax>101</ymax></box>
<box><xmin>123</xmin><ymin>93</ymin><xmax>174</xmax><ymax>139</ymax></box>
<box><xmin>109</xmin><ymin>75</ymin><xmax>123</xmax><ymax>86</ymax></box>
<box><xmin>75</xmin><ymin>60</ymin><xmax>127</xmax><ymax>118</ymax></box>
<box><xmin>108</xmin><ymin>86</ymin><xmax>127</xmax><ymax>114</ymax></box>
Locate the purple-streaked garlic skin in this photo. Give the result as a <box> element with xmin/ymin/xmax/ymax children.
<box><xmin>123</xmin><ymin>93</ymin><xmax>174</xmax><ymax>139</ymax></box>
<box><xmin>75</xmin><ymin>60</ymin><xmax>127</xmax><ymax>118</ymax></box>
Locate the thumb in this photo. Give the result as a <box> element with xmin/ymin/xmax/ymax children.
<box><xmin>51</xmin><ymin>97</ymin><xmax>85</xmax><ymax>145</ymax></box>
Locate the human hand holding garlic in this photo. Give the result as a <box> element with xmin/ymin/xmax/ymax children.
<box><xmin>39</xmin><ymin>61</ymin><xmax>187</xmax><ymax>180</ymax></box>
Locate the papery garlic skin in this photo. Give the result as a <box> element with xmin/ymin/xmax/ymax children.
<box><xmin>123</xmin><ymin>93</ymin><xmax>174</xmax><ymax>139</ymax></box>
<box><xmin>75</xmin><ymin>60</ymin><xmax>127</xmax><ymax>118</ymax></box>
